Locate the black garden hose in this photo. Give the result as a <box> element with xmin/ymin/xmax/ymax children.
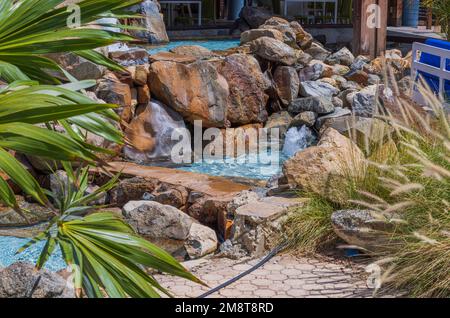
<box><xmin>197</xmin><ymin>241</ymin><xmax>289</xmax><ymax>298</ymax></box>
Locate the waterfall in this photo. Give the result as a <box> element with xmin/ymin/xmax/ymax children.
<box><xmin>124</xmin><ymin>100</ymin><xmax>187</xmax><ymax>162</ymax></box>
<box><xmin>282</xmin><ymin>126</ymin><xmax>317</xmax><ymax>157</ymax></box>
<box><xmin>148</xmin><ymin>100</ymin><xmax>187</xmax><ymax>159</ymax></box>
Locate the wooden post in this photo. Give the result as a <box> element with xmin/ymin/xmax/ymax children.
<box><xmin>426</xmin><ymin>7</ymin><xmax>433</xmax><ymax>30</ymax></box>
<box><xmin>353</xmin><ymin>0</ymin><xmax>388</xmax><ymax>59</ymax></box>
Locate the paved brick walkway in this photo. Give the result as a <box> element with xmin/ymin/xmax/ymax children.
<box><xmin>155</xmin><ymin>253</ymin><xmax>381</xmax><ymax>298</ymax></box>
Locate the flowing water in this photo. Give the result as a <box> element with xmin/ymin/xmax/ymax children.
<box><xmin>178</xmin><ymin>126</ymin><xmax>317</xmax><ymax>180</ymax></box>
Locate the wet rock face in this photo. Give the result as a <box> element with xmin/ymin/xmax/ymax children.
<box><xmin>217</xmin><ymin>54</ymin><xmax>269</xmax><ymax>125</ymax></box>
<box><xmin>0</xmin><ymin>196</ymin><xmax>54</xmax><ymax>227</ymax></box>
<box><xmin>123</xmin><ymin>100</ymin><xmax>186</xmax><ymax>163</ymax></box>
<box><xmin>249</xmin><ymin>37</ymin><xmax>300</xmax><ymax>66</ymax></box>
<box><xmin>149</xmin><ymin>60</ymin><xmax>229</xmax><ymax>127</ymax></box>
<box><xmin>331</xmin><ymin>209</ymin><xmax>396</xmax><ymax>253</ymax></box>
<box><xmin>0</xmin><ymin>262</ymin><xmax>74</xmax><ymax>298</ymax></box>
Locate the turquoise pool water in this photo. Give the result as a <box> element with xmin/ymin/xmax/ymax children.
<box><xmin>0</xmin><ymin>236</ymin><xmax>66</xmax><ymax>272</ymax></box>
<box><xmin>178</xmin><ymin>152</ymin><xmax>286</xmax><ymax>180</ymax></box>
<box><xmin>148</xmin><ymin>39</ymin><xmax>240</xmax><ymax>55</ymax></box>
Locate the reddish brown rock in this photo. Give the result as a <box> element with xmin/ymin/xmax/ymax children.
<box><xmin>149</xmin><ymin>51</ymin><xmax>197</xmax><ymax>64</ymax></box>
<box><xmin>137</xmin><ymin>85</ymin><xmax>151</xmax><ymax>104</ymax></box>
<box><xmin>134</xmin><ymin>64</ymin><xmax>149</xmax><ymax>86</ymax></box>
<box><xmin>95</xmin><ymin>79</ymin><xmax>132</xmax><ymax>123</ymax></box>
<box><xmin>149</xmin><ymin>60</ymin><xmax>229</xmax><ymax>127</ymax></box>
<box><xmin>217</xmin><ymin>54</ymin><xmax>269</xmax><ymax>125</ymax></box>
<box><xmin>273</xmin><ymin>66</ymin><xmax>300</xmax><ymax>106</ymax></box>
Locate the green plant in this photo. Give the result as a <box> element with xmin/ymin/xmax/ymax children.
<box><xmin>284</xmin><ymin>195</ymin><xmax>337</xmax><ymax>254</ymax></box>
<box><xmin>355</xmin><ymin>85</ymin><xmax>450</xmax><ymax>297</ymax></box>
<box><xmin>286</xmin><ymin>73</ymin><xmax>450</xmax><ymax>297</ymax></box>
<box><xmin>423</xmin><ymin>0</ymin><xmax>450</xmax><ymax>40</ymax></box>
<box><xmin>18</xmin><ymin>165</ymin><xmax>202</xmax><ymax>298</ymax></box>
<box><xmin>0</xmin><ymin>0</ymin><xmax>202</xmax><ymax>298</ymax></box>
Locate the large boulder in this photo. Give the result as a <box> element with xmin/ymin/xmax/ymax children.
<box><xmin>240</xmin><ymin>28</ymin><xmax>284</xmax><ymax>45</ymax></box>
<box><xmin>0</xmin><ymin>262</ymin><xmax>74</xmax><ymax>298</ymax></box>
<box><xmin>128</xmin><ymin>0</ymin><xmax>169</xmax><ymax>44</ymax></box>
<box><xmin>0</xmin><ymin>196</ymin><xmax>54</xmax><ymax>227</ymax></box>
<box><xmin>282</xmin><ymin>128</ymin><xmax>366</xmax><ymax>203</ymax></box>
<box><xmin>249</xmin><ymin>37</ymin><xmax>300</xmax><ymax>66</ymax></box>
<box><xmin>331</xmin><ymin>209</ymin><xmax>396</xmax><ymax>253</ymax></box>
<box><xmin>217</xmin><ymin>54</ymin><xmax>269</xmax><ymax>125</ymax></box>
<box><xmin>148</xmin><ymin>60</ymin><xmax>229</xmax><ymax>127</ymax></box>
<box><xmin>122</xmin><ymin>201</ymin><xmax>218</xmax><ymax>259</ymax></box>
<box><xmin>273</xmin><ymin>66</ymin><xmax>300</xmax><ymax>106</ymax></box>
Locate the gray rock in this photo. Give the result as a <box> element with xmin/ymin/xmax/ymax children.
<box><xmin>264</xmin><ymin>111</ymin><xmax>293</xmax><ymax>138</ymax></box>
<box><xmin>128</xmin><ymin>0</ymin><xmax>169</xmax><ymax>44</ymax></box>
<box><xmin>304</xmin><ymin>42</ymin><xmax>331</xmax><ymax>61</ymax></box>
<box><xmin>291</xmin><ymin>111</ymin><xmax>317</xmax><ymax>127</ymax></box>
<box><xmin>249</xmin><ymin>36</ymin><xmax>300</xmax><ymax>65</ymax></box>
<box><xmin>315</xmin><ymin>107</ymin><xmax>351</xmax><ymax>129</ymax></box>
<box><xmin>122</xmin><ymin>201</ymin><xmax>218</xmax><ymax>259</ymax></box>
<box><xmin>239</xmin><ymin>6</ymin><xmax>272</xmax><ymax>28</ymax></box>
<box><xmin>45</xmin><ymin>52</ymin><xmax>105</xmax><ymax>81</ymax></box>
<box><xmin>331</xmin><ymin>209</ymin><xmax>396</xmax><ymax>253</ymax></box>
<box><xmin>288</xmin><ymin>96</ymin><xmax>335</xmax><ymax>115</ymax></box>
<box><xmin>299</xmin><ymin>81</ymin><xmax>339</xmax><ymax>100</ymax></box>
<box><xmin>123</xmin><ymin>201</ymin><xmax>192</xmax><ymax>241</ymax></box>
<box><xmin>259</xmin><ymin>17</ymin><xmax>297</xmax><ymax>46</ymax></box>
<box><xmin>368</xmin><ymin>74</ymin><xmax>381</xmax><ymax>85</ymax></box>
<box><xmin>350</xmin><ymin>55</ymin><xmax>371</xmax><ymax>71</ymax></box>
<box><xmin>49</xmin><ymin>171</ymin><xmax>106</xmax><ymax>206</ymax></box>
<box><xmin>332</xmin><ymin>96</ymin><xmax>344</xmax><ymax>109</ymax></box>
<box><xmin>240</xmin><ymin>28</ymin><xmax>284</xmax><ymax>45</ymax></box>
<box><xmin>185</xmin><ymin>223</ymin><xmax>218</xmax><ymax>259</ymax></box>
<box><xmin>0</xmin><ymin>196</ymin><xmax>54</xmax><ymax>227</ymax></box>
<box><xmin>226</xmin><ymin>190</ymin><xmax>260</xmax><ymax>215</ymax></box>
<box><xmin>351</xmin><ymin>85</ymin><xmax>378</xmax><ymax>117</ymax></box>
<box><xmin>0</xmin><ymin>262</ymin><xmax>74</xmax><ymax>298</ymax></box>
<box><xmin>325</xmin><ymin>47</ymin><xmax>355</xmax><ymax>66</ymax></box>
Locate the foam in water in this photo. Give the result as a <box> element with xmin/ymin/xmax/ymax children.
<box><xmin>282</xmin><ymin>126</ymin><xmax>317</xmax><ymax>157</ymax></box>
